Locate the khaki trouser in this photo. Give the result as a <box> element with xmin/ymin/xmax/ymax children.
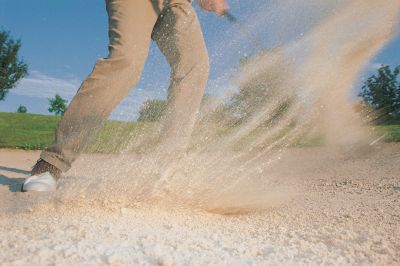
<box><xmin>41</xmin><ymin>0</ymin><xmax>209</xmax><ymax>172</ymax></box>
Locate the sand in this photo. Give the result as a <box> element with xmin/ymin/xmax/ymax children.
<box><xmin>0</xmin><ymin>145</ymin><xmax>399</xmax><ymax>265</ymax></box>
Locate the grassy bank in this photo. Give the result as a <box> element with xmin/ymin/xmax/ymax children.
<box><xmin>0</xmin><ymin>112</ymin><xmax>60</xmax><ymax>150</ymax></box>
<box><xmin>0</xmin><ymin>112</ymin><xmax>399</xmax><ymax>151</ymax></box>
<box><xmin>375</xmin><ymin>125</ymin><xmax>400</xmax><ymax>142</ymax></box>
<box><xmin>0</xmin><ymin>112</ymin><xmax>159</xmax><ymax>151</ymax></box>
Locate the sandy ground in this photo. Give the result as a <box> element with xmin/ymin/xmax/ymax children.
<box><xmin>0</xmin><ymin>144</ymin><xmax>399</xmax><ymax>265</ymax></box>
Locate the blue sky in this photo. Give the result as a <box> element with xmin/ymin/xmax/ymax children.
<box><xmin>0</xmin><ymin>0</ymin><xmax>399</xmax><ymax>120</ymax></box>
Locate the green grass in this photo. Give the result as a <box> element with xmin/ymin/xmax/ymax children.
<box><xmin>0</xmin><ymin>112</ymin><xmax>159</xmax><ymax>152</ymax></box>
<box><xmin>0</xmin><ymin>112</ymin><xmax>399</xmax><ymax>151</ymax></box>
<box><xmin>375</xmin><ymin>125</ymin><xmax>400</xmax><ymax>142</ymax></box>
<box><xmin>0</xmin><ymin>112</ymin><xmax>60</xmax><ymax>150</ymax></box>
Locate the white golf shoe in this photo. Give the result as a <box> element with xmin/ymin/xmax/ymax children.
<box><xmin>22</xmin><ymin>172</ymin><xmax>57</xmax><ymax>192</ymax></box>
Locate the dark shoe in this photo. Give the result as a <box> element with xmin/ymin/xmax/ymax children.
<box><xmin>31</xmin><ymin>159</ymin><xmax>61</xmax><ymax>180</ymax></box>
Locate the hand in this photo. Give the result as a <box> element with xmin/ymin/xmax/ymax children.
<box><xmin>196</xmin><ymin>0</ymin><xmax>229</xmax><ymax>16</ymax></box>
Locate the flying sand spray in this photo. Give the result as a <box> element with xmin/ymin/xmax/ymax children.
<box><xmin>224</xmin><ymin>11</ymin><xmax>387</xmax><ymax>147</ymax></box>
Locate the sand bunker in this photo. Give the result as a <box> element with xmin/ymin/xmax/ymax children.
<box><xmin>1</xmin><ymin>144</ymin><xmax>400</xmax><ymax>264</ymax></box>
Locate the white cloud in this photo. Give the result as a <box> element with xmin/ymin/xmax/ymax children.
<box><xmin>11</xmin><ymin>70</ymin><xmax>170</xmax><ymax>120</ymax></box>
<box><xmin>12</xmin><ymin>70</ymin><xmax>81</xmax><ymax>100</ymax></box>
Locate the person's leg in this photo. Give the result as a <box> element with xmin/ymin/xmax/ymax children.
<box><xmin>153</xmin><ymin>0</ymin><xmax>210</xmax><ymax>152</ymax></box>
<box><xmin>40</xmin><ymin>0</ymin><xmax>161</xmax><ymax>172</ymax></box>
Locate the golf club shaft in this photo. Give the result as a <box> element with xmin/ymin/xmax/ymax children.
<box><xmin>224</xmin><ymin>12</ymin><xmax>263</xmax><ymax>51</ymax></box>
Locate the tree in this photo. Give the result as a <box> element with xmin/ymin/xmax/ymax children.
<box><xmin>48</xmin><ymin>94</ymin><xmax>68</xmax><ymax>116</ymax></box>
<box><xmin>137</xmin><ymin>99</ymin><xmax>167</xmax><ymax>122</ymax></box>
<box><xmin>0</xmin><ymin>30</ymin><xmax>28</xmax><ymax>101</ymax></box>
<box><xmin>17</xmin><ymin>105</ymin><xmax>27</xmax><ymax>113</ymax></box>
<box><xmin>359</xmin><ymin>65</ymin><xmax>400</xmax><ymax>123</ymax></box>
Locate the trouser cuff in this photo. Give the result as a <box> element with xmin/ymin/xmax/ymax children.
<box><xmin>40</xmin><ymin>151</ymin><xmax>70</xmax><ymax>173</ymax></box>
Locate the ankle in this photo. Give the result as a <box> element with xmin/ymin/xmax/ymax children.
<box><xmin>31</xmin><ymin>159</ymin><xmax>62</xmax><ymax>180</ymax></box>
